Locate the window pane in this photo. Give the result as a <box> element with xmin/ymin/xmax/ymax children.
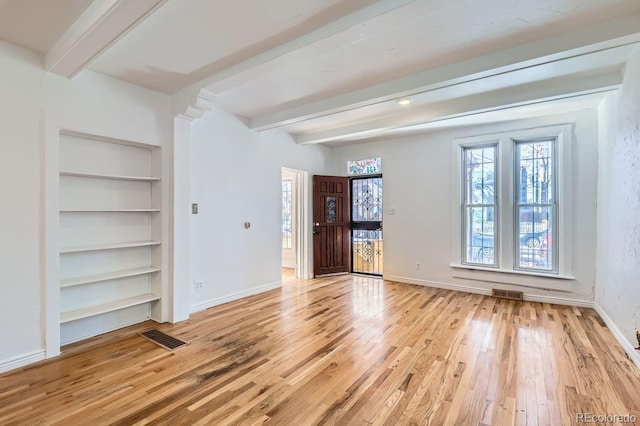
<box><xmin>348</xmin><ymin>157</ymin><xmax>382</xmax><ymax>175</ymax></box>
<box><xmin>352</xmin><ymin>229</ymin><xmax>383</xmax><ymax>275</ymax></box>
<box><xmin>352</xmin><ymin>177</ymin><xmax>383</xmax><ymax>222</ymax></box>
<box><xmin>517</xmin><ymin>206</ymin><xmax>553</xmax><ymax>270</ymax></box>
<box><xmin>464</xmin><ymin>206</ymin><xmax>496</xmax><ymax>265</ymax></box>
<box><xmin>465</xmin><ymin>147</ymin><xmax>495</xmax><ymax>204</ymax></box>
<box><xmin>282</xmin><ymin>180</ymin><xmax>292</xmax><ymax>249</ymax></box>
<box><xmin>516</xmin><ymin>141</ymin><xmax>553</xmax><ymax>205</ymax></box>
<box><xmin>326</xmin><ymin>197</ymin><xmax>336</xmax><ymax>223</ymax></box>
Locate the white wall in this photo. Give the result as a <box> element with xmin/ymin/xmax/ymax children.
<box><xmin>330</xmin><ymin>110</ymin><xmax>599</xmax><ymax>304</ymax></box>
<box><xmin>189</xmin><ymin>106</ymin><xmax>333</xmax><ymax>312</ymax></box>
<box><xmin>0</xmin><ymin>42</ymin><xmax>170</xmax><ymax>372</ymax></box>
<box><xmin>596</xmin><ymin>47</ymin><xmax>640</xmax><ymax>364</ymax></box>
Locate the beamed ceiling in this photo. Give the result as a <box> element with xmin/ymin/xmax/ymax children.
<box><xmin>0</xmin><ymin>0</ymin><xmax>639</xmax><ymax>144</ymax></box>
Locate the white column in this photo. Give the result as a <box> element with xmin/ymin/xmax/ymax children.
<box><xmin>169</xmin><ymin>116</ymin><xmax>192</xmax><ymax>322</ymax></box>
<box><xmin>168</xmin><ymin>89</ymin><xmax>215</xmax><ymax>322</ymax></box>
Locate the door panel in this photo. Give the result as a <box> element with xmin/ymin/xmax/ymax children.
<box><xmin>351</xmin><ymin>176</ymin><xmax>383</xmax><ymax>275</ymax></box>
<box><xmin>313</xmin><ymin>175</ymin><xmax>350</xmax><ymax>276</ymax></box>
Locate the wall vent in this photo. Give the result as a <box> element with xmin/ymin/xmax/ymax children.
<box><xmin>492</xmin><ymin>289</ymin><xmax>523</xmax><ymax>301</ymax></box>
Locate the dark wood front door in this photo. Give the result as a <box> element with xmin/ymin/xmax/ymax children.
<box><xmin>313</xmin><ymin>175</ymin><xmax>350</xmax><ymax>276</ymax></box>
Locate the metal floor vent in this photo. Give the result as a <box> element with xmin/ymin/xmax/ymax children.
<box><xmin>140</xmin><ymin>329</ymin><xmax>187</xmax><ymax>350</ymax></box>
<box><xmin>492</xmin><ymin>289</ymin><xmax>524</xmax><ymax>301</ymax></box>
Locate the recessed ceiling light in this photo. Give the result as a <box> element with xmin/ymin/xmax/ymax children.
<box><xmin>397</xmin><ymin>98</ymin><xmax>412</xmax><ymax>106</ymax></box>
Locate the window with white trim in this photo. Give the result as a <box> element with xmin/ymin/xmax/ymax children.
<box><xmin>514</xmin><ymin>139</ymin><xmax>556</xmax><ymax>272</ymax></box>
<box><xmin>454</xmin><ymin>125</ymin><xmax>571</xmax><ymax>277</ymax></box>
<box><xmin>462</xmin><ymin>145</ymin><xmax>497</xmax><ymax>266</ymax></box>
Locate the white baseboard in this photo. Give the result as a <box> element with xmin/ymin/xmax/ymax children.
<box><xmin>0</xmin><ymin>350</ymin><xmax>46</xmax><ymax>374</ymax></box>
<box><xmin>190</xmin><ymin>281</ymin><xmax>282</xmax><ymax>314</ymax></box>
<box><xmin>388</xmin><ymin>275</ymin><xmax>492</xmax><ymax>296</ymax></box>
<box><xmin>386</xmin><ymin>275</ymin><xmax>594</xmax><ymax>308</ymax></box>
<box><xmin>594</xmin><ymin>303</ymin><xmax>640</xmax><ymax>371</ymax></box>
<box><xmin>524</xmin><ymin>294</ymin><xmax>593</xmax><ymax>308</ymax></box>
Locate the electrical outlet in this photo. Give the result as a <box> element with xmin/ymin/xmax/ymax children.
<box><xmin>194</xmin><ymin>280</ymin><xmax>204</xmax><ymax>291</ymax></box>
<box><xmin>416</xmin><ymin>262</ymin><xmax>421</xmax><ymax>270</ymax></box>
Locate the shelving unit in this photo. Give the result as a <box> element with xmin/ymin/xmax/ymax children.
<box><xmin>58</xmin><ymin>131</ymin><xmax>163</xmax><ymax>345</ymax></box>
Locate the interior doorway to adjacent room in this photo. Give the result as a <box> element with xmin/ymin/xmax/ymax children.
<box><xmin>282</xmin><ymin>167</ymin><xmax>309</xmax><ymax>282</ymax></box>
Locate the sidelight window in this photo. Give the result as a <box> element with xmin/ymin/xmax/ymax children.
<box><xmin>282</xmin><ymin>179</ymin><xmax>292</xmax><ymax>249</ymax></box>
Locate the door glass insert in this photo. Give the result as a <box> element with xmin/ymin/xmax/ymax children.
<box><xmin>351</xmin><ymin>176</ymin><xmax>383</xmax><ymax>275</ymax></box>
<box><xmin>326</xmin><ymin>197</ymin><xmax>336</xmax><ymax>223</ymax></box>
<box><xmin>352</xmin><ymin>178</ymin><xmax>383</xmax><ymax>222</ymax></box>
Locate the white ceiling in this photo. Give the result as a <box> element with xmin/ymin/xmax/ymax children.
<box><xmin>1</xmin><ymin>0</ymin><xmax>639</xmax><ymax>145</ymax></box>
<box><xmin>0</xmin><ymin>0</ymin><xmax>91</xmax><ymax>53</ymax></box>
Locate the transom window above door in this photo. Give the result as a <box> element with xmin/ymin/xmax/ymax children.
<box><xmin>348</xmin><ymin>157</ymin><xmax>382</xmax><ymax>175</ymax></box>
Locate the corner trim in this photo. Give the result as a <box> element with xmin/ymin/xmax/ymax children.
<box><xmin>386</xmin><ymin>275</ymin><xmax>593</xmax><ymax>307</ymax></box>
<box><xmin>0</xmin><ymin>350</ymin><xmax>46</xmax><ymax>374</ymax></box>
<box><xmin>594</xmin><ymin>303</ymin><xmax>640</xmax><ymax>371</ymax></box>
<box><xmin>189</xmin><ymin>281</ymin><xmax>282</xmax><ymax>314</ymax></box>
<box><xmin>175</xmin><ymin>89</ymin><xmax>215</xmax><ymax>122</ymax></box>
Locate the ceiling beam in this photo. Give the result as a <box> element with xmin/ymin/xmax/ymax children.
<box><xmin>294</xmin><ymin>71</ymin><xmax>622</xmax><ymax>144</ymax></box>
<box><xmin>176</xmin><ymin>0</ymin><xmax>416</xmax><ymax>96</ymax></box>
<box><xmin>250</xmin><ymin>13</ymin><xmax>640</xmax><ymax>132</ymax></box>
<box><xmin>45</xmin><ymin>0</ymin><xmax>166</xmax><ymax>78</ymax></box>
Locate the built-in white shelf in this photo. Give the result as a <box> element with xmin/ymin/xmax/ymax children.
<box><xmin>60</xmin><ymin>241</ymin><xmax>161</xmax><ymax>254</ymax></box>
<box><xmin>60</xmin><ymin>171</ymin><xmax>160</xmax><ymax>182</ymax></box>
<box><xmin>60</xmin><ymin>267</ymin><xmax>161</xmax><ymax>288</ymax></box>
<box><xmin>58</xmin><ymin>132</ymin><xmax>163</xmax><ymax>345</ymax></box>
<box><xmin>60</xmin><ymin>209</ymin><xmax>161</xmax><ymax>212</ymax></box>
<box><xmin>60</xmin><ymin>294</ymin><xmax>161</xmax><ymax>323</ymax></box>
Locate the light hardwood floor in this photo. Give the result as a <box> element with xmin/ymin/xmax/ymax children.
<box><xmin>1</xmin><ymin>275</ymin><xmax>639</xmax><ymax>425</ymax></box>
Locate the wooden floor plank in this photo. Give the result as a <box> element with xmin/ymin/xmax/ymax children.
<box><xmin>1</xmin><ymin>274</ymin><xmax>639</xmax><ymax>425</ymax></box>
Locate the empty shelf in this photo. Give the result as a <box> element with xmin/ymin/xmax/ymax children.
<box><xmin>60</xmin><ymin>267</ymin><xmax>161</xmax><ymax>288</ymax></box>
<box><xmin>60</xmin><ymin>294</ymin><xmax>161</xmax><ymax>323</ymax></box>
<box><xmin>60</xmin><ymin>171</ymin><xmax>160</xmax><ymax>182</ymax></box>
<box><xmin>60</xmin><ymin>209</ymin><xmax>161</xmax><ymax>212</ymax></box>
<box><xmin>60</xmin><ymin>241</ymin><xmax>161</xmax><ymax>253</ymax></box>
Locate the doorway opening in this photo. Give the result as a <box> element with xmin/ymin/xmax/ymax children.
<box><xmin>351</xmin><ymin>175</ymin><xmax>383</xmax><ymax>276</ymax></box>
<box><xmin>282</xmin><ymin>167</ymin><xmax>310</xmax><ymax>282</ymax></box>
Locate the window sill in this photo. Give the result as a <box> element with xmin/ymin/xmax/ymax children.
<box><xmin>450</xmin><ymin>263</ymin><xmax>574</xmax><ymax>291</ymax></box>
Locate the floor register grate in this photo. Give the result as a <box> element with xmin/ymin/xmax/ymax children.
<box><xmin>492</xmin><ymin>289</ymin><xmax>524</xmax><ymax>301</ymax></box>
<box><xmin>139</xmin><ymin>329</ymin><xmax>188</xmax><ymax>350</ymax></box>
